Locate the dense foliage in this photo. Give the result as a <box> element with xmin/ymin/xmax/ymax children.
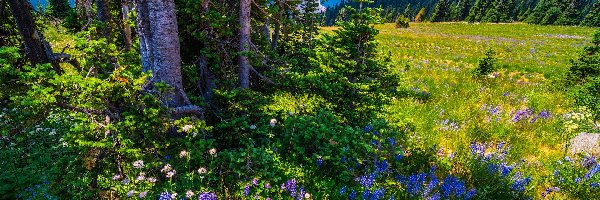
<box><xmin>325</xmin><ymin>0</ymin><xmax>600</xmax><ymax>26</ymax></box>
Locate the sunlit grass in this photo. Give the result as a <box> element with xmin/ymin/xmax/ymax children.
<box><xmin>369</xmin><ymin>22</ymin><xmax>595</xmax><ymax>198</ymax></box>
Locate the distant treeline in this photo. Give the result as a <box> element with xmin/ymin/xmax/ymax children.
<box><xmin>324</xmin><ymin>0</ymin><xmax>600</xmax><ymax>27</ymax></box>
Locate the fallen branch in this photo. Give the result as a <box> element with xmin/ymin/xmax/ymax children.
<box><xmin>250</xmin><ymin>65</ymin><xmax>275</xmax><ymax>85</ymax></box>
<box><xmin>171</xmin><ymin>105</ymin><xmax>204</xmax><ymax>117</ymax></box>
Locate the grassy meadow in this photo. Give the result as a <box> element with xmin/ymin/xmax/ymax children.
<box><xmin>336</xmin><ymin>22</ymin><xmax>596</xmax><ymax>198</ymax></box>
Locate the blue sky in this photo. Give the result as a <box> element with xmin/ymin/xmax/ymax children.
<box><xmin>322</xmin><ymin>0</ymin><xmax>342</xmax><ymax>7</ymax></box>
<box><xmin>29</xmin><ymin>0</ymin><xmax>75</xmax><ymax>10</ymax></box>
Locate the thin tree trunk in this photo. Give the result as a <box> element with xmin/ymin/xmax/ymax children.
<box><xmin>198</xmin><ymin>0</ymin><xmax>215</xmax><ymax>101</ymax></box>
<box><xmin>81</xmin><ymin>0</ymin><xmax>93</xmax><ymax>30</ymax></box>
<box><xmin>262</xmin><ymin>19</ymin><xmax>270</xmax><ymax>44</ymax></box>
<box><xmin>121</xmin><ymin>0</ymin><xmax>132</xmax><ymax>50</ymax></box>
<box><xmin>136</xmin><ymin>0</ymin><xmax>153</xmax><ymax>72</ymax></box>
<box><xmin>137</xmin><ymin>0</ymin><xmax>189</xmax><ymax>107</ymax></box>
<box><xmin>238</xmin><ymin>0</ymin><xmax>251</xmax><ymax>88</ymax></box>
<box><xmin>271</xmin><ymin>0</ymin><xmax>283</xmax><ymax>50</ymax></box>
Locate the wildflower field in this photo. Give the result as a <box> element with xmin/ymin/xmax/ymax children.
<box><xmin>375</xmin><ymin>23</ymin><xmax>599</xmax><ymax>199</ymax></box>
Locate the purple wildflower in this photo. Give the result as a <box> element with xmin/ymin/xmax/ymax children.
<box><xmin>243</xmin><ymin>185</ymin><xmax>250</xmax><ymax>196</ymax></box>
<box><xmin>159</xmin><ymin>192</ymin><xmax>173</xmax><ymax>200</ymax></box>
<box><xmin>348</xmin><ymin>190</ymin><xmax>356</xmax><ymax>200</ymax></box>
<box><xmin>197</xmin><ymin>192</ymin><xmax>216</xmax><ymax>200</ymax></box>
<box><xmin>356</xmin><ymin>173</ymin><xmax>376</xmax><ymax>189</ymax></box>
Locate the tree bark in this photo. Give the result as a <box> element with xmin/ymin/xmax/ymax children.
<box><xmin>271</xmin><ymin>0</ymin><xmax>283</xmax><ymax>50</ymax></box>
<box><xmin>121</xmin><ymin>0</ymin><xmax>132</xmax><ymax>50</ymax></box>
<box><xmin>239</xmin><ymin>0</ymin><xmax>251</xmax><ymax>88</ymax></box>
<box><xmin>136</xmin><ymin>0</ymin><xmax>189</xmax><ymax>107</ymax></box>
<box><xmin>7</xmin><ymin>0</ymin><xmax>57</xmax><ymax>70</ymax></box>
<box><xmin>96</xmin><ymin>0</ymin><xmax>110</xmax><ymax>37</ymax></box>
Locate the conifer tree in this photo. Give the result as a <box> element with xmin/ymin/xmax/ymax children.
<box><xmin>526</xmin><ymin>0</ymin><xmax>549</xmax><ymax>24</ymax></box>
<box><xmin>48</xmin><ymin>0</ymin><xmax>71</xmax><ymax>19</ymax></box>
<box><xmin>466</xmin><ymin>0</ymin><xmax>489</xmax><ymax>22</ymax></box>
<box><xmin>431</xmin><ymin>0</ymin><xmax>450</xmax><ymax>22</ymax></box>
<box><xmin>581</xmin><ymin>1</ymin><xmax>600</xmax><ymax>27</ymax></box>
<box><xmin>556</xmin><ymin>0</ymin><xmax>579</xmax><ymax>25</ymax></box>
<box><xmin>415</xmin><ymin>7</ymin><xmax>426</xmax><ymax>22</ymax></box>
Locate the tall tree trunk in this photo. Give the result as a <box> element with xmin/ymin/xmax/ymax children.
<box><xmin>271</xmin><ymin>0</ymin><xmax>283</xmax><ymax>50</ymax></box>
<box><xmin>137</xmin><ymin>0</ymin><xmax>189</xmax><ymax>107</ymax></box>
<box><xmin>96</xmin><ymin>0</ymin><xmax>110</xmax><ymax>37</ymax></box>
<box><xmin>80</xmin><ymin>0</ymin><xmax>93</xmax><ymax>30</ymax></box>
<box><xmin>262</xmin><ymin>19</ymin><xmax>270</xmax><ymax>45</ymax></box>
<box><xmin>121</xmin><ymin>0</ymin><xmax>132</xmax><ymax>50</ymax></box>
<box><xmin>198</xmin><ymin>0</ymin><xmax>215</xmax><ymax>101</ymax></box>
<box><xmin>238</xmin><ymin>0</ymin><xmax>251</xmax><ymax>88</ymax></box>
<box><xmin>7</xmin><ymin>0</ymin><xmax>58</xmax><ymax>71</ymax></box>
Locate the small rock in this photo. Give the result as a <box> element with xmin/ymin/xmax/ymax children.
<box><xmin>569</xmin><ymin>133</ymin><xmax>600</xmax><ymax>156</ymax></box>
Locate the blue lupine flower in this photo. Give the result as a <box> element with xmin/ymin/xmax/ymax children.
<box><xmin>371</xmin><ymin>188</ymin><xmax>385</xmax><ymax>200</ymax></box>
<box><xmin>362</xmin><ymin>189</ymin><xmax>370</xmax><ymax>199</ymax></box>
<box><xmin>511</xmin><ymin>176</ymin><xmax>532</xmax><ymax>192</ymax></box>
<box><xmin>585</xmin><ymin>164</ymin><xmax>600</xmax><ymax>180</ymax></box>
<box><xmin>387</xmin><ymin>137</ymin><xmax>396</xmax><ymax>147</ymax></box>
<box><xmin>316</xmin><ymin>157</ymin><xmax>323</xmax><ymax>167</ymax></box>
<box><xmin>487</xmin><ymin>164</ymin><xmax>498</xmax><ymax>174</ymax></box>
<box><xmin>575</xmin><ymin>177</ymin><xmax>582</xmax><ymax>184</ymax></box>
<box><xmin>591</xmin><ymin>182</ymin><xmax>600</xmax><ymax>188</ymax></box>
<box><xmin>581</xmin><ymin>155</ymin><xmax>596</xmax><ymax>168</ymax></box>
<box><xmin>440</xmin><ymin>176</ymin><xmax>467</xmax><ymax>198</ymax></box>
<box><xmin>297</xmin><ymin>186</ymin><xmax>305</xmax><ymax>200</ymax></box>
<box><xmin>395</xmin><ymin>153</ymin><xmax>403</xmax><ymax>161</ymax></box>
<box><xmin>375</xmin><ymin>160</ymin><xmax>388</xmax><ymax>173</ymax></box>
<box><xmin>373</xmin><ymin>130</ymin><xmax>380</xmax><ymax>136</ymax></box>
<box><xmin>357</xmin><ymin>173</ymin><xmax>376</xmax><ymax>188</ymax></box>
<box><xmin>284</xmin><ymin>179</ymin><xmax>298</xmax><ymax>196</ymax></box>
<box><xmin>538</xmin><ymin>110</ymin><xmax>551</xmax><ymax>119</ymax></box>
<box><xmin>197</xmin><ymin>192</ymin><xmax>216</xmax><ymax>200</ymax></box>
<box><xmin>541</xmin><ymin>187</ymin><xmax>559</xmax><ymax>198</ymax></box>
<box><xmin>553</xmin><ymin>170</ymin><xmax>560</xmax><ymax>177</ymax></box>
<box><xmin>339</xmin><ymin>186</ymin><xmax>347</xmax><ymax>195</ymax></box>
<box><xmin>464</xmin><ymin>189</ymin><xmax>476</xmax><ymax>200</ymax></box>
<box><xmin>500</xmin><ymin>164</ymin><xmax>513</xmax><ymax>177</ymax></box>
<box><xmin>424</xmin><ymin>176</ymin><xmax>439</xmax><ymax>197</ymax></box>
<box><xmin>430</xmin><ymin>192</ymin><xmax>441</xmax><ymax>200</ymax></box>
<box><xmin>243</xmin><ymin>185</ymin><xmax>250</xmax><ymax>196</ymax></box>
<box><xmin>363</xmin><ymin>124</ymin><xmax>373</xmax><ymax>132</ymax></box>
<box><xmin>252</xmin><ymin>178</ymin><xmax>259</xmax><ymax>186</ymax></box>
<box><xmin>348</xmin><ymin>190</ymin><xmax>356</xmax><ymax>200</ymax></box>
<box><xmin>159</xmin><ymin>192</ymin><xmax>173</xmax><ymax>200</ymax></box>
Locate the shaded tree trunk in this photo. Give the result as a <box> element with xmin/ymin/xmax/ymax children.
<box><xmin>96</xmin><ymin>0</ymin><xmax>110</xmax><ymax>37</ymax></box>
<box><xmin>238</xmin><ymin>0</ymin><xmax>251</xmax><ymax>88</ymax></box>
<box><xmin>271</xmin><ymin>0</ymin><xmax>283</xmax><ymax>50</ymax></box>
<box><xmin>7</xmin><ymin>0</ymin><xmax>60</xmax><ymax>72</ymax></box>
<box><xmin>136</xmin><ymin>0</ymin><xmax>189</xmax><ymax>107</ymax></box>
<box><xmin>198</xmin><ymin>0</ymin><xmax>215</xmax><ymax>101</ymax></box>
<box><xmin>121</xmin><ymin>0</ymin><xmax>132</xmax><ymax>50</ymax></box>
<box><xmin>80</xmin><ymin>0</ymin><xmax>93</xmax><ymax>30</ymax></box>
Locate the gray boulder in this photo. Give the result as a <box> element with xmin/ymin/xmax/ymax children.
<box><xmin>569</xmin><ymin>133</ymin><xmax>600</xmax><ymax>156</ymax></box>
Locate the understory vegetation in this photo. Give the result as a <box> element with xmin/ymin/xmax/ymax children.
<box><xmin>2</xmin><ymin>0</ymin><xmax>600</xmax><ymax>199</ymax></box>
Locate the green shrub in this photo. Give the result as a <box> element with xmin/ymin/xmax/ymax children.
<box><xmin>395</xmin><ymin>15</ymin><xmax>410</xmax><ymax>28</ymax></box>
<box><xmin>567</xmin><ymin>29</ymin><xmax>600</xmax><ymax>118</ymax></box>
<box><xmin>472</xmin><ymin>48</ymin><xmax>497</xmax><ymax>77</ymax></box>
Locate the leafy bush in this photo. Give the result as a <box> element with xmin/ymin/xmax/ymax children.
<box><xmin>395</xmin><ymin>15</ymin><xmax>410</xmax><ymax>28</ymax></box>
